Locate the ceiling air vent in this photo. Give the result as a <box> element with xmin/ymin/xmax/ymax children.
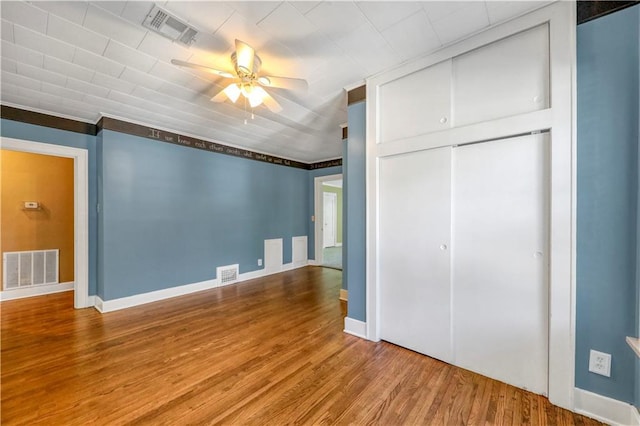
<box><xmin>142</xmin><ymin>5</ymin><xmax>197</xmax><ymax>46</ymax></box>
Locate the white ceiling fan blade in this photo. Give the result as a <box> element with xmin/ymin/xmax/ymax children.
<box><xmin>235</xmin><ymin>39</ymin><xmax>255</xmax><ymax>74</ymax></box>
<box><xmin>211</xmin><ymin>89</ymin><xmax>228</xmax><ymax>103</ymax></box>
<box><xmin>258</xmin><ymin>88</ymin><xmax>283</xmax><ymax>113</ymax></box>
<box><xmin>171</xmin><ymin>59</ymin><xmax>235</xmax><ymax>78</ymax></box>
<box><xmin>258</xmin><ymin>75</ymin><xmax>308</xmax><ymax>92</ymax></box>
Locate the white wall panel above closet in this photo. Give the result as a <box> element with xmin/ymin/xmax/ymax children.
<box><xmin>452</xmin><ymin>24</ymin><xmax>550</xmax><ymax>127</ymax></box>
<box><xmin>378</xmin><ymin>60</ymin><xmax>451</xmax><ymax>144</ymax></box>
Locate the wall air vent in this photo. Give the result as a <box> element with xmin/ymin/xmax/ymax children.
<box><xmin>142</xmin><ymin>5</ymin><xmax>197</xmax><ymax>46</ymax></box>
<box><xmin>216</xmin><ymin>264</ymin><xmax>239</xmax><ymax>287</ymax></box>
<box><xmin>3</xmin><ymin>249</ymin><xmax>59</xmax><ymax>290</ymax></box>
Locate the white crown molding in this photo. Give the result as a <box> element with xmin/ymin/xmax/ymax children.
<box><xmin>0</xmin><ymin>102</ymin><xmax>98</xmax><ymax>124</ymax></box>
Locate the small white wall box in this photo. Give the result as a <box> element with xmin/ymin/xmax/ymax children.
<box><xmin>23</xmin><ymin>202</ymin><xmax>39</xmax><ymax>209</ymax></box>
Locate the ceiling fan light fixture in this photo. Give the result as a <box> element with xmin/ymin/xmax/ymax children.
<box><xmin>223</xmin><ymin>83</ymin><xmax>241</xmax><ymax>103</ymax></box>
<box><xmin>249</xmin><ymin>93</ymin><xmax>263</xmax><ymax>108</ymax></box>
<box><xmin>173</xmin><ymin>38</ymin><xmax>301</xmax><ymax>116</ymax></box>
<box><xmin>239</xmin><ymin>84</ymin><xmax>252</xmax><ymax>97</ymax></box>
<box><xmin>250</xmin><ymin>86</ymin><xmax>268</xmax><ymax>108</ymax></box>
<box><xmin>241</xmin><ymin>84</ymin><xmax>265</xmax><ymax>108</ymax></box>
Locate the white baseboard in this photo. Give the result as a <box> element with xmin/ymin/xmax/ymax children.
<box><xmin>237</xmin><ymin>261</ymin><xmax>305</xmax><ymax>282</ymax></box>
<box><xmin>344</xmin><ymin>317</ymin><xmax>367</xmax><ymax>339</ymax></box>
<box><xmin>308</xmin><ymin>260</ymin><xmax>319</xmax><ymax>266</ymax></box>
<box><xmin>336</xmin><ymin>243</ymin><xmax>343</xmax><ymax>247</ymax></box>
<box><xmin>0</xmin><ymin>282</ymin><xmax>74</xmax><ymax>301</ymax></box>
<box><xmin>280</xmin><ymin>261</ymin><xmax>300</xmax><ymax>273</ymax></box>
<box><xmin>87</xmin><ymin>295</ymin><xmax>96</xmax><ymax>307</ymax></box>
<box><xmin>94</xmin><ymin>261</ymin><xmax>311</xmax><ymax>313</ymax></box>
<box><xmin>94</xmin><ymin>296</ymin><xmax>104</xmax><ymax>313</ymax></box>
<box><xmin>95</xmin><ymin>279</ymin><xmax>217</xmax><ymax>313</ymax></box>
<box><xmin>574</xmin><ymin>388</ymin><xmax>639</xmax><ymax>425</ymax></box>
<box><xmin>339</xmin><ymin>288</ymin><xmax>348</xmax><ymax>301</ymax></box>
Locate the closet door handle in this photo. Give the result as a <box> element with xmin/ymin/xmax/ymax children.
<box><xmin>440</xmin><ymin>244</ymin><xmax>448</xmax><ymax>251</ymax></box>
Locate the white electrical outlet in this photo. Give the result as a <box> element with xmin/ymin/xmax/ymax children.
<box><xmin>588</xmin><ymin>349</ymin><xmax>612</xmax><ymax>377</ymax></box>
<box><xmin>258</xmin><ymin>259</ymin><xmax>262</xmax><ymax>266</ymax></box>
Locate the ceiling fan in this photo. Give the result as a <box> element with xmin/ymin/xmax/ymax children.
<box><xmin>171</xmin><ymin>39</ymin><xmax>308</xmax><ymax>114</ymax></box>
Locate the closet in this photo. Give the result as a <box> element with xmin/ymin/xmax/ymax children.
<box><xmin>368</xmin><ymin>11</ymin><xmax>567</xmax><ymax>397</ymax></box>
<box><xmin>379</xmin><ymin>133</ymin><xmax>549</xmax><ymax>395</ymax></box>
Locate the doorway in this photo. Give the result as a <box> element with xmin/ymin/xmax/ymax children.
<box><xmin>314</xmin><ymin>174</ymin><xmax>343</xmax><ymax>269</ymax></box>
<box><xmin>0</xmin><ymin>137</ymin><xmax>89</xmax><ymax>308</ymax></box>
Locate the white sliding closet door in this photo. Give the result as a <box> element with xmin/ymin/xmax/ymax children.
<box><xmin>452</xmin><ymin>134</ymin><xmax>549</xmax><ymax>394</ymax></box>
<box><xmin>379</xmin><ymin>147</ymin><xmax>452</xmax><ymax>362</ymax></box>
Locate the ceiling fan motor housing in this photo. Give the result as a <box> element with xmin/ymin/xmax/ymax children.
<box><xmin>231</xmin><ymin>52</ymin><xmax>262</xmax><ymax>80</ymax></box>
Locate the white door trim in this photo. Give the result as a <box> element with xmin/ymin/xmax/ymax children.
<box><xmin>365</xmin><ymin>2</ymin><xmax>576</xmax><ymax>410</ymax></box>
<box><xmin>314</xmin><ymin>173</ymin><xmax>342</xmax><ymax>265</ymax></box>
<box><xmin>0</xmin><ymin>137</ymin><xmax>90</xmax><ymax>309</ymax></box>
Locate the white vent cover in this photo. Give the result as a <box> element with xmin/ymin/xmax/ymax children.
<box><xmin>142</xmin><ymin>5</ymin><xmax>197</xmax><ymax>46</ymax></box>
<box><xmin>216</xmin><ymin>264</ymin><xmax>239</xmax><ymax>287</ymax></box>
<box><xmin>3</xmin><ymin>249</ymin><xmax>59</xmax><ymax>290</ymax></box>
<box><xmin>292</xmin><ymin>236</ymin><xmax>308</xmax><ymax>268</ymax></box>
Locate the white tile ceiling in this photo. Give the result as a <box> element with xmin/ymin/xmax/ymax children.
<box><xmin>0</xmin><ymin>1</ymin><xmax>553</xmax><ymax>163</ymax></box>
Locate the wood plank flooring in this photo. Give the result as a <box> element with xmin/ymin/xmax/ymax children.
<box><xmin>1</xmin><ymin>267</ymin><xmax>600</xmax><ymax>425</ymax></box>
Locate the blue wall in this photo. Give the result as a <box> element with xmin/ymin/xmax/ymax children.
<box><xmin>98</xmin><ymin>130</ymin><xmax>310</xmax><ymax>300</ymax></box>
<box><xmin>635</xmin><ymin>4</ymin><xmax>640</xmax><ymax>411</ymax></box>
<box><xmin>1</xmin><ymin>119</ymin><xmax>99</xmax><ymax>296</ymax></box>
<box><xmin>636</xmin><ymin>8</ymin><xmax>640</xmax><ymax>408</ymax></box>
<box><xmin>307</xmin><ymin>165</ymin><xmax>343</xmax><ymax>261</ymax></box>
<box><xmin>576</xmin><ymin>4</ymin><xmax>639</xmax><ymax>404</ymax></box>
<box><xmin>345</xmin><ymin>101</ymin><xmax>366</xmax><ymax>322</ymax></box>
<box><xmin>2</xmin><ymin>118</ymin><xmax>342</xmax><ymax>302</ymax></box>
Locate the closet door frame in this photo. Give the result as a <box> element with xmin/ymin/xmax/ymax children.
<box><xmin>365</xmin><ymin>2</ymin><xmax>575</xmax><ymax>410</ymax></box>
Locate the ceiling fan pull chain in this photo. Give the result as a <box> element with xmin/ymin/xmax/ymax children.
<box><xmin>244</xmin><ymin>96</ymin><xmax>248</xmax><ymax>125</ymax></box>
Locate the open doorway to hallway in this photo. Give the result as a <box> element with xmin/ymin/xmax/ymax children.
<box><xmin>313</xmin><ymin>174</ymin><xmax>342</xmax><ymax>270</ymax></box>
<box><xmin>0</xmin><ymin>138</ymin><xmax>89</xmax><ymax>308</ymax></box>
<box><xmin>321</xmin><ymin>179</ymin><xmax>342</xmax><ymax>270</ymax></box>
<box><xmin>1</xmin><ymin>149</ymin><xmax>74</xmax><ymax>302</ymax></box>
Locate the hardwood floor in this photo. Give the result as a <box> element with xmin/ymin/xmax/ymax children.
<box><xmin>1</xmin><ymin>266</ymin><xmax>600</xmax><ymax>425</ymax></box>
